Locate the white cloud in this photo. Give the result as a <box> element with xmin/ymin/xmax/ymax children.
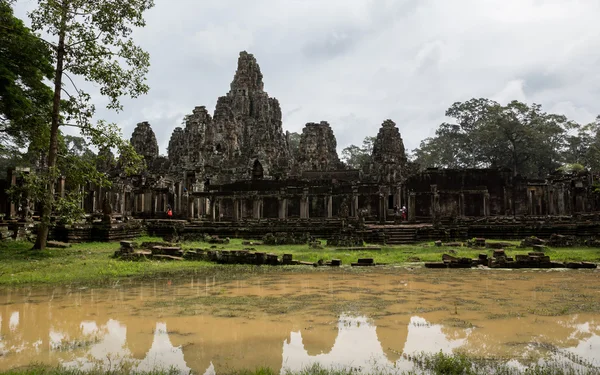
<box><xmin>13</xmin><ymin>0</ymin><xmax>600</xmax><ymax>154</ymax></box>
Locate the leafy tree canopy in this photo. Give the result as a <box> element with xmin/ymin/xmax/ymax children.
<box><xmin>411</xmin><ymin>98</ymin><xmax>595</xmax><ymax>178</ymax></box>
<box><xmin>341</xmin><ymin>136</ymin><xmax>375</xmax><ymax>170</ymax></box>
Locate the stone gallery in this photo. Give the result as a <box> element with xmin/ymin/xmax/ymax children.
<box><xmin>2</xmin><ymin>51</ymin><xmax>600</xmax><ymax>242</ymax></box>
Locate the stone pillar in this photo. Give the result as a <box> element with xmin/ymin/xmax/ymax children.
<box><xmin>233</xmin><ymin>198</ymin><xmax>240</xmax><ymax>222</ymax></box>
<box><xmin>557</xmin><ymin>186</ymin><xmax>565</xmax><ymax>215</ymax></box>
<box><xmin>253</xmin><ymin>198</ymin><xmax>262</xmax><ymax>219</ymax></box>
<box><xmin>177</xmin><ymin>183</ymin><xmax>183</xmax><ymax>213</ymax></box>
<box><xmin>152</xmin><ymin>191</ymin><xmax>157</xmax><ymax>217</ymax></box>
<box><xmin>483</xmin><ymin>192</ymin><xmax>490</xmax><ymax>217</ymax></box>
<box><xmin>9</xmin><ymin>169</ymin><xmax>17</xmax><ymax>219</ymax></box>
<box><xmin>58</xmin><ymin>176</ymin><xmax>66</xmax><ymax>199</ymax></box>
<box><xmin>379</xmin><ymin>194</ymin><xmax>386</xmax><ymax>223</ymax></box>
<box><xmin>327</xmin><ymin>195</ymin><xmax>333</xmax><ymax>218</ymax></box>
<box><xmin>408</xmin><ymin>192</ymin><xmax>416</xmax><ymax>222</ymax></box>
<box><xmin>92</xmin><ymin>190</ymin><xmax>97</xmax><ymax>212</ymax></box>
<box><xmin>188</xmin><ymin>196</ymin><xmax>194</xmax><ymax>220</ymax></box>
<box><xmin>211</xmin><ymin>199</ymin><xmax>216</xmax><ymax>221</ymax></box>
<box><xmin>140</xmin><ymin>193</ymin><xmax>145</xmax><ymax>213</ymax></box>
<box><xmin>300</xmin><ymin>188</ymin><xmax>309</xmax><ymax>219</ymax></box>
<box><xmin>459</xmin><ymin>193</ymin><xmax>465</xmax><ymax>217</ymax></box>
<box><xmin>278</xmin><ymin>198</ymin><xmax>287</xmax><ymax>219</ymax></box>
<box><xmin>121</xmin><ymin>188</ymin><xmax>126</xmax><ymax>215</ymax></box>
<box><xmin>352</xmin><ymin>187</ymin><xmax>359</xmax><ymax>218</ymax></box>
<box><xmin>528</xmin><ymin>190</ymin><xmax>534</xmax><ymax>215</ymax></box>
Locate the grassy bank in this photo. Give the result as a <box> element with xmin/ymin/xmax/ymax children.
<box><xmin>0</xmin><ymin>237</ymin><xmax>599</xmax><ymax>286</ymax></box>
<box><xmin>3</xmin><ymin>351</ymin><xmax>600</xmax><ymax>374</ymax></box>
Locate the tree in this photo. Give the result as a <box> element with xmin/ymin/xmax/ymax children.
<box><xmin>412</xmin><ymin>99</ymin><xmax>570</xmax><ymax>177</ymax></box>
<box><xmin>0</xmin><ymin>0</ymin><xmax>53</xmax><ymax>155</ymax></box>
<box><xmin>341</xmin><ymin>136</ymin><xmax>375</xmax><ymax>170</ymax></box>
<box><xmin>28</xmin><ymin>0</ymin><xmax>153</xmax><ymax>249</ymax></box>
<box><xmin>287</xmin><ymin>131</ymin><xmax>301</xmax><ymax>160</ymax></box>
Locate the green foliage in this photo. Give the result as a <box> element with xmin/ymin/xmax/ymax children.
<box><xmin>412</xmin><ymin>99</ymin><xmax>586</xmax><ymax>178</ymax></box>
<box><xmin>557</xmin><ymin>163</ymin><xmax>586</xmax><ymax>174</ymax></box>
<box><xmin>0</xmin><ymin>0</ymin><xmax>53</xmax><ymax>148</ymax></box>
<box><xmin>288</xmin><ymin>131</ymin><xmax>301</xmax><ymax>160</ymax></box>
<box><xmin>25</xmin><ymin>0</ymin><xmax>153</xmax><ymax>249</ymax></box>
<box><xmin>54</xmin><ymin>190</ymin><xmax>85</xmax><ymax>224</ymax></box>
<box><xmin>341</xmin><ymin>136</ymin><xmax>376</xmax><ymax>170</ymax></box>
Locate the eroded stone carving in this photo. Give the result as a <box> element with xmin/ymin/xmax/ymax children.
<box><xmin>368</xmin><ymin>119</ymin><xmax>407</xmax><ymax>183</ymax></box>
<box><xmin>295</xmin><ymin>121</ymin><xmax>343</xmax><ymax>172</ymax></box>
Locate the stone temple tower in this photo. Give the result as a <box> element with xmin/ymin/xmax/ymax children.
<box><xmin>203</xmin><ymin>51</ymin><xmax>290</xmax><ymax>181</ymax></box>
<box><xmin>295</xmin><ymin>121</ymin><xmax>343</xmax><ymax>172</ymax></box>
<box><xmin>368</xmin><ymin>119</ymin><xmax>407</xmax><ymax>183</ymax></box>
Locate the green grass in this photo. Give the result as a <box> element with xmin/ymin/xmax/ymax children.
<box><xmin>0</xmin><ymin>237</ymin><xmax>598</xmax><ymax>287</ymax></box>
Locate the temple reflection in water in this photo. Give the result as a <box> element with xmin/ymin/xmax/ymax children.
<box><xmin>1</xmin><ymin>271</ymin><xmax>600</xmax><ymax>373</ymax></box>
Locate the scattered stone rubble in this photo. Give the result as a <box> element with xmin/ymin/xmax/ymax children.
<box><xmin>114</xmin><ymin>241</ymin><xmax>346</xmax><ymax>266</ymax></box>
<box><xmin>425</xmin><ymin>249</ymin><xmax>597</xmax><ymax>269</ymax></box>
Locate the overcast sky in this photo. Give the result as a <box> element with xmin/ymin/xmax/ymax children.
<box><xmin>14</xmin><ymin>0</ymin><xmax>600</xmax><ymax>156</ymax></box>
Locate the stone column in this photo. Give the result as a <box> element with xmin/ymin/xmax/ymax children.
<box><xmin>9</xmin><ymin>169</ymin><xmax>17</xmax><ymax>219</ymax></box>
<box><xmin>233</xmin><ymin>198</ymin><xmax>240</xmax><ymax>222</ymax></box>
<box><xmin>459</xmin><ymin>193</ymin><xmax>465</xmax><ymax>217</ymax></box>
<box><xmin>211</xmin><ymin>199</ymin><xmax>217</xmax><ymax>221</ymax></box>
<box><xmin>327</xmin><ymin>195</ymin><xmax>333</xmax><ymax>218</ymax></box>
<box><xmin>152</xmin><ymin>191</ymin><xmax>157</xmax><ymax>217</ymax></box>
<box><xmin>379</xmin><ymin>194</ymin><xmax>386</xmax><ymax>224</ymax></box>
<box><xmin>253</xmin><ymin>198</ymin><xmax>262</xmax><ymax>219</ymax></box>
<box><xmin>177</xmin><ymin>183</ymin><xmax>183</xmax><ymax>213</ymax></box>
<box><xmin>140</xmin><ymin>193</ymin><xmax>145</xmax><ymax>213</ymax></box>
<box><xmin>188</xmin><ymin>196</ymin><xmax>194</xmax><ymax>220</ymax></box>
<box><xmin>300</xmin><ymin>188</ymin><xmax>309</xmax><ymax>219</ymax></box>
<box><xmin>408</xmin><ymin>193</ymin><xmax>416</xmax><ymax>222</ymax></box>
<box><xmin>351</xmin><ymin>187</ymin><xmax>359</xmax><ymax>218</ymax></box>
<box><xmin>557</xmin><ymin>186</ymin><xmax>565</xmax><ymax>215</ymax></box>
<box><xmin>528</xmin><ymin>190</ymin><xmax>534</xmax><ymax>215</ymax></box>
<box><xmin>278</xmin><ymin>198</ymin><xmax>287</xmax><ymax>219</ymax></box>
<box><xmin>58</xmin><ymin>176</ymin><xmax>66</xmax><ymax>199</ymax></box>
<box><xmin>483</xmin><ymin>192</ymin><xmax>490</xmax><ymax>217</ymax></box>
<box><xmin>121</xmin><ymin>188</ymin><xmax>126</xmax><ymax>215</ymax></box>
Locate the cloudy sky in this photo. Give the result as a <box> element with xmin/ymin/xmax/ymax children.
<box><xmin>14</xmin><ymin>0</ymin><xmax>600</xmax><ymax>156</ymax></box>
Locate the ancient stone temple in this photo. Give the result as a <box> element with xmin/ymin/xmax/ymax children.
<box><xmin>3</xmin><ymin>50</ymin><xmax>600</xmax><ymax>243</ymax></box>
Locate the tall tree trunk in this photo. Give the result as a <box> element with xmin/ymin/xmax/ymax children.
<box><xmin>33</xmin><ymin>4</ymin><xmax>67</xmax><ymax>250</ymax></box>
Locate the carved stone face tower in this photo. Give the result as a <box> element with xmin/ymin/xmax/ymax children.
<box><xmin>131</xmin><ymin>121</ymin><xmax>159</xmax><ymax>165</ymax></box>
<box><xmin>369</xmin><ymin>119</ymin><xmax>407</xmax><ymax>183</ymax></box>
<box><xmin>203</xmin><ymin>51</ymin><xmax>290</xmax><ymax>181</ymax></box>
<box><xmin>295</xmin><ymin>121</ymin><xmax>343</xmax><ymax>172</ymax></box>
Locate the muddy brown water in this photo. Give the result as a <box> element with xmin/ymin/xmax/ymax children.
<box><xmin>0</xmin><ymin>269</ymin><xmax>599</xmax><ymax>373</ymax></box>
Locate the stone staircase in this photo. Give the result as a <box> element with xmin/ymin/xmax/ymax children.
<box><xmin>383</xmin><ymin>226</ymin><xmax>417</xmax><ymax>244</ymax></box>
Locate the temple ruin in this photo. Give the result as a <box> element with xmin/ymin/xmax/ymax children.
<box><xmin>2</xmin><ymin>51</ymin><xmax>600</xmax><ymax>243</ymax></box>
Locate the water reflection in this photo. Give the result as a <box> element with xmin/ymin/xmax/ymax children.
<box><xmin>0</xmin><ymin>270</ymin><xmax>599</xmax><ymax>373</ymax></box>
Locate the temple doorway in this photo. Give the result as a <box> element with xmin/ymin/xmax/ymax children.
<box><xmin>252</xmin><ymin>160</ymin><xmax>264</xmax><ymax>180</ymax></box>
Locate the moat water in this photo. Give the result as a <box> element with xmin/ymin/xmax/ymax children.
<box><xmin>0</xmin><ymin>269</ymin><xmax>599</xmax><ymax>373</ymax></box>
